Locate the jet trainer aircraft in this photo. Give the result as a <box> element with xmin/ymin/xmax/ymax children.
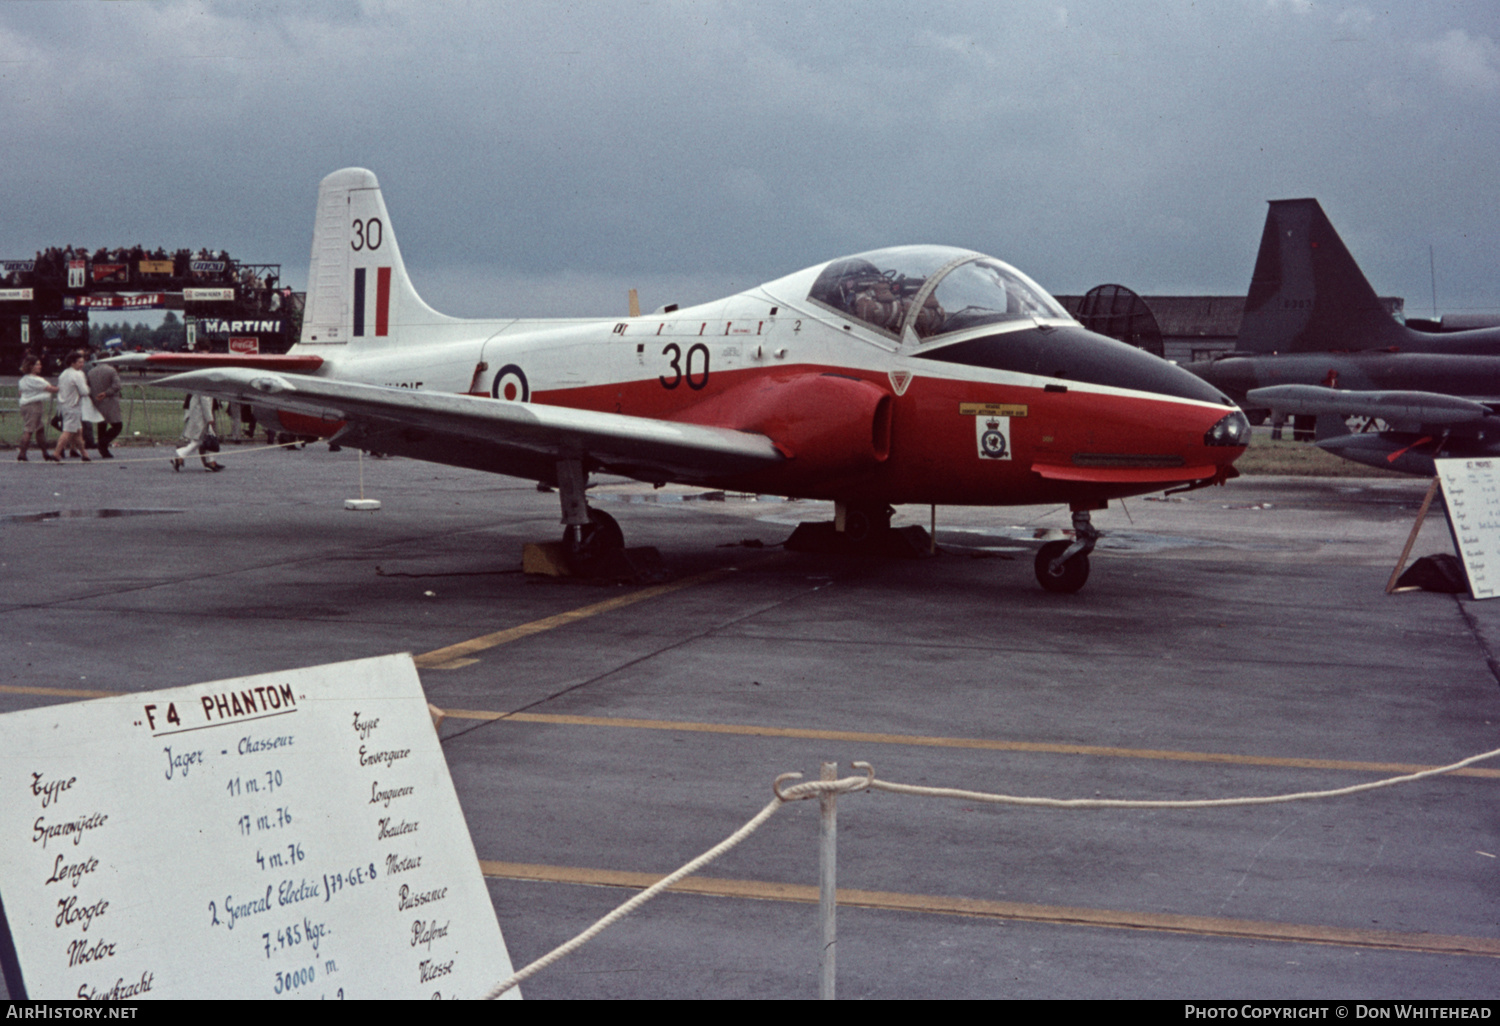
<box><xmin>1186</xmin><ymin>199</ymin><xmax>1500</xmax><ymax>475</ymax></box>
<box><xmin>126</xmin><ymin>168</ymin><xmax>1248</xmax><ymax>592</ymax></box>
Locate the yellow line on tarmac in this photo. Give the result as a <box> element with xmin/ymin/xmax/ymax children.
<box><xmin>441</xmin><ymin>710</ymin><xmax>1500</xmax><ymax>779</ymax></box>
<box><xmin>412</xmin><ymin>566</ymin><xmax>742</xmax><ymax>670</ymax></box>
<box><xmin>477</xmin><ymin>859</ymin><xmax>1500</xmax><ymax>958</ymax></box>
<box><xmin>0</xmin><ymin>684</ymin><xmax>120</xmax><ymax>700</ymax></box>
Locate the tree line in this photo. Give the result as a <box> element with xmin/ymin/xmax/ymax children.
<box><xmin>87</xmin><ymin>311</ymin><xmax>188</xmax><ymax>351</ymax></box>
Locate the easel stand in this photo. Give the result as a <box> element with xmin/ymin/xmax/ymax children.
<box><xmin>1385</xmin><ymin>477</ymin><xmax>1442</xmax><ymax>594</ymax></box>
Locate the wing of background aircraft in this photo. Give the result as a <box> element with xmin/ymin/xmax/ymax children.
<box><xmin>1247</xmin><ymin>383</ymin><xmax>1500</xmax><ymax>475</ymax></box>
<box><xmin>159</xmin><ymin>366</ymin><xmax>783</xmax><ymax>486</ymax></box>
<box><xmin>1245</xmin><ymin>385</ymin><xmax>1495</xmax><ymax>425</ymax></box>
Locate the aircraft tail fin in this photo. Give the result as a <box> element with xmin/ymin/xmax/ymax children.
<box><xmin>1236</xmin><ymin>199</ymin><xmax>1407</xmax><ymax>354</ymax></box>
<box><xmin>299</xmin><ymin>168</ymin><xmax>452</xmax><ymax>348</ymax></box>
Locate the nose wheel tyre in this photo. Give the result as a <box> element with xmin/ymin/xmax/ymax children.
<box><xmin>841</xmin><ymin>504</ymin><xmax>892</xmax><ymax>544</ymax></box>
<box><xmin>1035</xmin><ymin>540</ymin><xmax>1090</xmax><ymax>594</ymax></box>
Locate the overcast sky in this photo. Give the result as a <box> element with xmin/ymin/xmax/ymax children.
<box><xmin>3</xmin><ymin>0</ymin><xmax>1497</xmax><ymax>319</ymax></box>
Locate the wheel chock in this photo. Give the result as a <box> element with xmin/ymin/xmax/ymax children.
<box><xmin>522</xmin><ymin>542</ymin><xmax>574</xmax><ymax>577</ymax></box>
<box><xmin>521</xmin><ymin>542</ymin><xmax>667</xmax><ymax>582</ymax></box>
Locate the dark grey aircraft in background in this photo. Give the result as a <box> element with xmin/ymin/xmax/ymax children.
<box><xmin>1185</xmin><ymin>199</ymin><xmax>1500</xmax><ymax>475</ymax></box>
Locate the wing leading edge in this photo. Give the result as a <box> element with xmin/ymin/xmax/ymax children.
<box><xmin>156</xmin><ymin>368</ymin><xmax>783</xmax><ymax>485</ymax></box>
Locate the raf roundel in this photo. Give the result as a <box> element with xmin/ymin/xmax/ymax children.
<box><xmin>491</xmin><ymin>364</ymin><xmax>530</xmax><ymax>403</ymax></box>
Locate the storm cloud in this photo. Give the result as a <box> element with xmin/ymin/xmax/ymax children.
<box><xmin>2</xmin><ymin>0</ymin><xmax>1496</xmax><ymax>318</ymax></box>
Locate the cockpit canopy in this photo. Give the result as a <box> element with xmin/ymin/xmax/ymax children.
<box><xmin>805</xmin><ymin>245</ymin><xmax>1070</xmax><ymax>342</ymax></box>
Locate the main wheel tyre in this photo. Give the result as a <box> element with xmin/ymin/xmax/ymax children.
<box><xmin>841</xmin><ymin>505</ymin><xmax>892</xmax><ymax>544</ymax></box>
<box><xmin>1035</xmin><ymin>540</ymin><xmax>1090</xmax><ymax>594</ymax></box>
<box><xmin>571</xmin><ymin>507</ymin><xmax>624</xmax><ymax>557</ymax></box>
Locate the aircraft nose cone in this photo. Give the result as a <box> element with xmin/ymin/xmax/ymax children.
<box><xmin>1204</xmin><ymin>409</ymin><xmax>1251</xmax><ymax>448</ymax></box>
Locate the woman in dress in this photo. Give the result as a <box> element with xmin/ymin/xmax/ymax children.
<box><xmin>16</xmin><ymin>356</ymin><xmax>60</xmax><ymax>461</ymax></box>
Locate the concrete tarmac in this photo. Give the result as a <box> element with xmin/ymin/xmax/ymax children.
<box><xmin>2</xmin><ymin>442</ymin><xmax>1497</xmax><ymax>1000</ymax></box>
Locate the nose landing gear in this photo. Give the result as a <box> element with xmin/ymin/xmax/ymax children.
<box><xmin>1034</xmin><ymin>508</ymin><xmax>1100</xmax><ymax>593</ymax></box>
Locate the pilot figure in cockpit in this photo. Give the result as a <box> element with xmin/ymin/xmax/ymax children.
<box><xmin>850</xmin><ymin>276</ymin><xmax>945</xmax><ymax>337</ymax></box>
<box><xmin>852</xmin><ymin>277</ymin><xmax>905</xmax><ymax>332</ymax></box>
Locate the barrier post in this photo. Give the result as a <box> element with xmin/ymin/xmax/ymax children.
<box><xmin>819</xmin><ymin>760</ymin><xmax>837</xmax><ymax>1000</ymax></box>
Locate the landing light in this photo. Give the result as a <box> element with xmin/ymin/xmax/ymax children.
<box><xmin>1204</xmin><ymin>411</ymin><xmax>1250</xmax><ymax>447</ymax></box>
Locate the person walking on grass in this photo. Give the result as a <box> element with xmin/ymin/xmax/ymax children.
<box><xmin>86</xmin><ymin>354</ymin><xmax>123</xmax><ymax>458</ymax></box>
<box><xmin>51</xmin><ymin>351</ymin><xmax>90</xmax><ymax>462</ymax></box>
<box><xmin>16</xmin><ymin>356</ymin><xmax>59</xmax><ymax>462</ymax></box>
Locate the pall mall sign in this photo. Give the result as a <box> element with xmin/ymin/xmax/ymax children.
<box><xmin>73</xmin><ymin>294</ymin><xmax>168</xmax><ymax>309</ymax></box>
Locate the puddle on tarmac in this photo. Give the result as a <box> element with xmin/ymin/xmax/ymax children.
<box><xmin>595</xmin><ymin>491</ymin><xmax>791</xmax><ymax>504</ymax></box>
<box><xmin>2</xmin><ymin>508</ymin><xmax>184</xmax><ymax>524</ymax></box>
<box><xmin>939</xmin><ymin>525</ymin><xmax>1240</xmax><ymax>554</ymax></box>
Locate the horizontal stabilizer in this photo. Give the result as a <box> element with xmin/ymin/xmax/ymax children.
<box><xmin>101</xmin><ymin>352</ymin><xmax>326</xmax><ymax>372</ymax></box>
<box><xmin>1246</xmin><ymin>385</ymin><xmax>1491</xmax><ymax>425</ymax></box>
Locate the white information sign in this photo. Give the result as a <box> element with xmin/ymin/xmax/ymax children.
<box><xmin>1435</xmin><ymin>457</ymin><xmax>1499</xmax><ymax>600</ymax></box>
<box><xmin>0</xmin><ymin>654</ymin><xmax>518</xmax><ymax>1000</ymax></box>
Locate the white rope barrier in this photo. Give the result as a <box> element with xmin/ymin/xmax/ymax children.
<box><xmin>867</xmin><ymin>746</ymin><xmax>1500</xmax><ymax>809</ymax></box>
<box><xmin>483</xmin><ymin>748</ymin><xmax>1500</xmax><ymax>999</ymax></box>
<box><xmin>483</xmin><ymin>770</ymin><xmax>873</xmax><ymax>999</ymax></box>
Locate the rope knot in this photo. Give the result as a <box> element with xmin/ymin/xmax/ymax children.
<box><xmin>773</xmin><ymin>761</ymin><xmax>875</xmax><ymax>802</ymax></box>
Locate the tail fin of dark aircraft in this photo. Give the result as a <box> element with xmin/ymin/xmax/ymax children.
<box><xmin>1236</xmin><ymin>199</ymin><xmax>1407</xmax><ymax>354</ymax></box>
<box><xmin>299</xmin><ymin>168</ymin><xmax>454</xmax><ymax>349</ymax></box>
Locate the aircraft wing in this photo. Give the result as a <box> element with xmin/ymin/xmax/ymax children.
<box><xmin>155</xmin><ymin>367</ymin><xmax>783</xmax><ymax>484</ymax></box>
<box><xmin>1246</xmin><ymin>385</ymin><xmax>1494</xmax><ymax>425</ymax></box>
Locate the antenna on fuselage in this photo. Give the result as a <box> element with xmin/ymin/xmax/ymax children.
<box><xmin>629</xmin><ymin>289</ymin><xmax>640</xmax><ymax>318</ymax></box>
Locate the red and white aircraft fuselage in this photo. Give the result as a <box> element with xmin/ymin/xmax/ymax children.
<box><xmin>141</xmin><ymin>168</ymin><xmax>1249</xmax><ymax>591</ymax></box>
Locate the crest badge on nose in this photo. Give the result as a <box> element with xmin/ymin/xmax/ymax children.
<box><xmin>977</xmin><ymin>416</ymin><xmax>1010</xmax><ymax>460</ymax></box>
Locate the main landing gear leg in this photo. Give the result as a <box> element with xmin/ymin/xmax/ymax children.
<box><xmin>1034</xmin><ymin>506</ymin><xmax>1102</xmax><ymax>594</ymax></box>
<box><xmin>555</xmin><ymin>458</ymin><xmax>624</xmax><ymax>559</ymax></box>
